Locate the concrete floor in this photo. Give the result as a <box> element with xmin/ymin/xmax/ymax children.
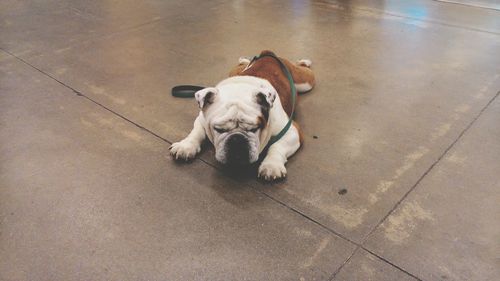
<box><xmin>1</xmin><ymin>0</ymin><xmax>499</xmax><ymax>280</ymax></box>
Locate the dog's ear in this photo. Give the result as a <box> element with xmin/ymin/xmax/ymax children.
<box><xmin>255</xmin><ymin>90</ymin><xmax>276</xmax><ymax>120</ymax></box>
<box><xmin>256</xmin><ymin>90</ymin><xmax>276</xmax><ymax>108</ymax></box>
<box><xmin>195</xmin><ymin>87</ymin><xmax>218</xmax><ymax>109</ymax></box>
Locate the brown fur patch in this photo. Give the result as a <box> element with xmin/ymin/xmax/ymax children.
<box><xmin>257</xmin><ymin>116</ymin><xmax>267</xmax><ymax>129</ymax></box>
<box><xmin>229</xmin><ymin>64</ymin><xmax>247</xmax><ymax>77</ymax></box>
<box><xmin>228</xmin><ymin>50</ymin><xmax>315</xmax><ymax>117</ymax></box>
<box><xmin>242</xmin><ymin>56</ymin><xmax>293</xmax><ymax>114</ymax></box>
<box><xmin>283</xmin><ymin>59</ymin><xmax>315</xmax><ymax>87</ymax></box>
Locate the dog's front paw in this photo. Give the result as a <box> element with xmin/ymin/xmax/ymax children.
<box><xmin>169</xmin><ymin>140</ymin><xmax>201</xmax><ymax>161</ymax></box>
<box><xmin>258</xmin><ymin>160</ymin><xmax>287</xmax><ymax>181</ymax></box>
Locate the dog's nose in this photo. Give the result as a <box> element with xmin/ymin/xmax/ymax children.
<box><xmin>226</xmin><ymin>133</ymin><xmax>250</xmax><ymax>165</ymax></box>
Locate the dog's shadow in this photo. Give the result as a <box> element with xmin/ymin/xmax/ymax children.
<box><xmin>219</xmin><ymin>162</ymin><xmax>258</xmax><ymax>182</ymax></box>
<box><xmin>220</xmin><ymin>149</ymin><xmax>288</xmax><ymax>185</ymax></box>
<box><xmin>171</xmin><ymin>140</ymin><xmax>289</xmax><ymax>208</ymax></box>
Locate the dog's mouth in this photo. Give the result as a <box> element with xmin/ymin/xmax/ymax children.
<box><xmin>225</xmin><ymin>133</ymin><xmax>251</xmax><ymax>165</ymax></box>
<box><xmin>216</xmin><ymin>132</ymin><xmax>260</xmax><ymax>166</ymax></box>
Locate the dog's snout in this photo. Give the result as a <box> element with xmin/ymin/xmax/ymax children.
<box><xmin>228</xmin><ymin>133</ymin><xmax>247</xmax><ymax>147</ymax></box>
<box><xmin>226</xmin><ymin>133</ymin><xmax>250</xmax><ymax>165</ymax></box>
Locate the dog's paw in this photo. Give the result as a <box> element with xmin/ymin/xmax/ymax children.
<box><xmin>169</xmin><ymin>140</ymin><xmax>201</xmax><ymax>161</ymax></box>
<box><xmin>297</xmin><ymin>59</ymin><xmax>312</xmax><ymax>68</ymax></box>
<box><xmin>238</xmin><ymin>56</ymin><xmax>252</xmax><ymax>65</ymax></box>
<box><xmin>258</xmin><ymin>160</ymin><xmax>287</xmax><ymax>181</ymax></box>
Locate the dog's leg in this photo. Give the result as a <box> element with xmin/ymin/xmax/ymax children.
<box><xmin>294</xmin><ymin>59</ymin><xmax>314</xmax><ymax>93</ymax></box>
<box><xmin>229</xmin><ymin>56</ymin><xmax>315</xmax><ymax>94</ymax></box>
<box><xmin>228</xmin><ymin>57</ymin><xmax>252</xmax><ymax>76</ymax></box>
<box><xmin>169</xmin><ymin>113</ymin><xmax>206</xmax><ymax>161</ymax></box>
<box><xmin>282</xmin><ymin>58</ymin><xmax>316</xmax><ymax>93</ymax></box>
<box><xmin>258</xmin><ymin>124</ymin><xmax>301</xmax><ymax>180</ymax></box>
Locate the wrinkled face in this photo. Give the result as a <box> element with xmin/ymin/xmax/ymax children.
<box><xmin>210</xmin><ymin>109</ymin><xmax>264</xmax><ymax>165</ymax></box>
<box><xmin>195</xmin><ymin>81</ymin><xmax>276</xmax><ymax>165</ymax></box>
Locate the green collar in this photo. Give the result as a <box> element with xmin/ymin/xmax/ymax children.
<box><xmin>249</xmin><ymin>53</ymin><xmax>296</xmax><ymax>148</ymax></box>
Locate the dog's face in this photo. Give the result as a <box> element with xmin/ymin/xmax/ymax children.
<box><xmin>195</xmin><ymin>82</ymin><xmax>277</xmax><ymax>165</ymax></box>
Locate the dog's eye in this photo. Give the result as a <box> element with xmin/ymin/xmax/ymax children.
<box><xmin>248</xmin><ymin>127</ymin><xmax>259</xmax><ymax>133</ymax></box>
<box><xmin>214</xmin><ymin>127</ymin><xmax>227</xmax><ymax>134</ymax></box>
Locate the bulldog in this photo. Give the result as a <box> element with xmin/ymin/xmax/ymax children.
<box><xmin>170</xmin><ymin>50</ymin><xmax>315</xmax><ymax>180</ymax></box>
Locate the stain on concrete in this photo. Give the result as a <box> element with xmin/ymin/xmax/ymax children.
<box><xmin>80</xmin><ymin>117</ymin><xmax>94</xmax><ymax>128</ymax></box>
<box><xmin>396</xmin><ymin>147</ymin><xmax>429</xmax><ymax>177</ymax></box>
<box><xmin>383</xmin><ymin>201</ymin><xmax>434</xmax><ymax>244</ymax></box>
<box><xmin>474</xmin><ymin>73</ymin><xmax>500</xmax><ymax>99</ymax></box>
<box><xmin>120</xmin><ymin>129</ymin><xmax>144</xmax><ymax>142</ymax></box>
<box><xmin>431</xmin><ymin>123</ymin><xmax>452</xmax><ymax>140</ymax></box>
<box><xmin>344</xmin><ymin>131</ymin><xmax>366</xmax><ymax>158</ymax></box>
<box><xmin>369</xmin><ymin>146</ymin><xmax>429</xmax><ymax>204</ymax></box>
<box><xmin>446</xmin><ymin>152</ymin><xmax>467</xmax><ymax>165</ymax></box>
<box><xmin>454</xmin><ymin>104</ymin><xmax>471</xmax><ymax>114</ymax></box>
<box><xmin>87</xmin><ymin>83</ymin><xmax>126</xmax><ymax>105</ymax></box>
<box><xmin>438</xmin><ymin>265</ymin><xmax>459</xmax><ymax>281</ymax></box>
<box><xmin>361</xmin><ymin>262</ymin><xmax>376</xmax><ymax>277</ymax></box>
<box><xmin>294</xmin><ymin>228</ymin><xmax>313</xmax><ymax>238</ymax></box>
<box><xmin>302</xmin><ymin>237</ymin><xmax>330</xmax><ymax>268</ymax></box>
<box><xmin>54</xmin><ymin>46</ymin><xmax>72</xmax><ymax>54</ymax></box>
<box><xmin>431</xmin><ymin>102</ymin><xmax>474</xmax><ymax>141</ymax></box>
<box><xmin>79</xmin><ymin>113</ymin><xmax>156</xmax><ymax>150</ymax></box>
<box><xmin>302</xmin><ymin>187</ymin><xmax>368</xmax><ymax>228</ymax></box>
<box><xmin>377</xmin><ymin>180</ymin><xmax>394</xmax><ymax>193</ymax></box>
<box><xmin>95</xmin><ymin>115</ymin><xmax>114</xmax><ymax>126</ymax></box>
<box><xmin>369</xmin><ymin>180</ymin><xmax>393</xmax><ymax>204</ymax></box>
<box><xmin>430</xmin><ymin>75</ymin><xmax>499</xmax><ymax>144</ymax></box>
<box><xmin>327</xmin><ymin>204</ymin><xmax>368</xmax><ymax>229</ymax></box>
<box><xmin>55</xmin><ymin>68</ymin><xmax>67</xmax><ymax>75</ymax></box>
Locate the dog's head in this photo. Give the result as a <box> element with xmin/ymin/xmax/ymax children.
<box><xmin>195</xmin><ymin>79</ymin><xmax>277</xmax><ymax>165</ymax></box>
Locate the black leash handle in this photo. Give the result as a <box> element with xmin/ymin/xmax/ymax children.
<box><xmin>171</xmin><ymin>85</ymin><xmax>205</xmax><ymax>98</ymax></box>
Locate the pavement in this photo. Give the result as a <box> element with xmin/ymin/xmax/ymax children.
<box><xmin>1</xmin><ymin>1</ymin><xmax>499</xmax><ymax>280</ymax></box>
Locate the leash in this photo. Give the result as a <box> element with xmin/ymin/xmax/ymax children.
<box><xmin>250</xmin><ymin>54</ymin><xmax>296</xmax><ymax>147</ymax></box>
<box><xmin>171</xmin><ymin>85</ymin><xmax>205</xmax><ymax>98</ymax></box>
<box><xmin>171</xmin><ymin>53</ymin><xmax>297</xmax><ymax>148</ymax></box>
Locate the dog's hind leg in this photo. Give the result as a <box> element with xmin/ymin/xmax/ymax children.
<box><xmin>229</xmin><ymin>55</ymin><xmax>316</xmax><ymax>93</ymax></box>
<box><xmin>228</xmin><ymin>57</ymin><xmax>252</xmax><ymax>76</ymax></box>
<box><xmin>282</xmin><ymin>58</ymin><xmax>316</xmax><ymax>93</ymax></box>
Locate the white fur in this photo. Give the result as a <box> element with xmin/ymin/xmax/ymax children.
<box><xmin>169</xmin><ymin>114</ymin><xmax>204</xmax><ymax>160</ymax></box>
<box><xmin>258</xmin><ymin>124</ymin><xmax>300</xmax><ymax>180</ymax></box>
<box><xmin>295</xmin><ymin>82</ymin><xmax>312</xmax><ymax>93</ymax></box>
<box><xmin>297</xmin><ymin>59</ymin><xmax>312</xmax><ymax>67</ymax></box>
<box><xmin>170</xmin><ymin>76</ymin><xmax>301</xmax><ymax>181</ymax></box>
<box><xmin>194</xmin><ymin>87</ymin><xmax>218</xmax><ymax>108</ymax></box>
<box><xmin>238</xmin><ymin>56</ymin><xmax>251</xmax><ymax>65</ymax></box>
